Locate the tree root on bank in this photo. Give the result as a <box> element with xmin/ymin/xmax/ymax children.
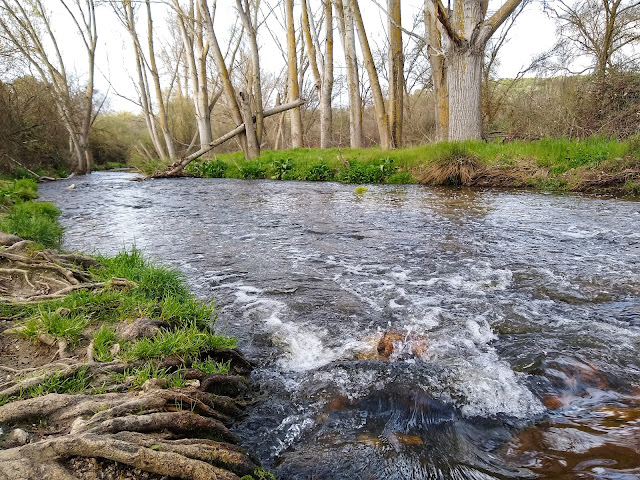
<box><xmin>0</xmin><ymin>237</ymin><xmax>261</xmax><ymax>479</ymax></box>
<box><xmin>0</xmin><ymin>241</ymin><xmax>114</xmax><ymax>303</ymax></box>
<box><xmin>0</xmin><ymin>383</ymin><xmax>258</xmax><ymax>479</ymax></box>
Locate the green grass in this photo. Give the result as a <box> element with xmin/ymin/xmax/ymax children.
<box><xmin>25</xmin><ymin>366</ymin><xmax>91</xmax><ymax>397</ymax></box>
<box><xmin>93</xmin><ymin>326</ymin><xmax>118</xmax><ymax>362</ymax></box>
<box><xmin>160</xmin><ymin>296</ymin><xmax>217</xmax><ymax>329</ymax></box>
<box><xmin>125</xmin><ymin>322</ymin><xmax>236</xmax><ymax>361</ymax></box>
<box><xmin>114</xmin><ymin>362</ymin><xmax>186</xmax><ymax>389</ymax></box>
<box><xmin>192</xmin><ymin>357</ymin><xmax>231</xmax><ymax>375</ymax></box>
<box><xmin>0</xmin><ymin>178</ymin><xmax>39</xmax><ymax>206</ymax></box>
<box><xmin>184</xmin><ymin>137</ymin><xmax>637</xmax><ymax>193</ymax></box>
<box><xmin>94</xmin><ymin>247</ymin><xmax>189</xmax><ymax>301</ymax></box>
<box><xmin>20</xmin><ymin>307</ymin><xmax>90</xmax><ymax>344</ymax></box>
<box><xmin>0</xmin><ymin>200</ymin><xmax>63</xmax><ymax>247</ymax></box>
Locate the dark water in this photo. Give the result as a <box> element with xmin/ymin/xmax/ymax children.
<box><xmin>40</xmin><ymin>172</ymin><xmax>640</xmax><ymax>479</ymax></box>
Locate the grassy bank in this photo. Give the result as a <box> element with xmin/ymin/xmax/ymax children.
<box><xmin>185</xmin><ymin>136</ymin><xmax>640</xmax><ymax>196</ymax></box>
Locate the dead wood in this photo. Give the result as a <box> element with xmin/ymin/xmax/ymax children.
<box><xmin>153</xmin><ymin>98</ymin><xmax>306</xmax><ymax>178</ymax></box>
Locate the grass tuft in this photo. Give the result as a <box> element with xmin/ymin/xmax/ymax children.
<box><xmin>114</xmin><ymin>362</ymin><xmax>187</xmax><ymax>390</ymax></box>
<box><xmin>125</xmin><ymin>322</ymin><xmax>236</xmax><ymax>361</ymax></box>
<box><xmin>0</xmin><ymin>201</ymin><xmax>63</xmax><ymax>247</ymax></box>
<box><xmin>191</xmin><ymin>357</ymin><xmax>231</xmax><ymax>375</ymax></box>
<box><xmin>95</xmin><ymin>247</ymin><xmax>189</xmax><ymax>301</ymax></box>
<box><xmin>20</xmin><ymin>307</ymin><xmax>89</xmax><ymax>344</ymax></box>
<box><xmin>93</xmin><ymin>326</ymin><xmax>118</xmax><ymax>362</ymax></box>
<box><xmin>419</xmin><ymin>143</ymin><xmax>482</xmax><ymax>186</ymax></box>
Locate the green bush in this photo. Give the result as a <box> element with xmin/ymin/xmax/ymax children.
<box><xmin>270</xmin><ymin>158</ymin><xmax>292</xmax><ymax>180</ymax></box>
<box><xmin>303</xmin><ymin>163</ymin><xmax>334</xmax><ymax>181</ymax></box>
<box><xmin>387</xmin><ymin>172</ymin><xmax>416</xmax><ymax>184</ymax></box>
<box><xmin>0</xmin><ymin>200</ymin><xmax>63</xmax><ymax>247</ymax></box>
<box><xmin>240</xmin><ymin>161</ymin><xmax>268</xmax><ymax>179</ymax></box>
<box><xmin>197</xmin><ymin>160</ymin><xmax>228</xmax><ymax>178</ymax></box>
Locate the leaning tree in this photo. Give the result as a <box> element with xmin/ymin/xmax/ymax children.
<box><xmin>425</xmin><ymin>0</ymin><xmax>525</xmax><ymax>140</ymax></box>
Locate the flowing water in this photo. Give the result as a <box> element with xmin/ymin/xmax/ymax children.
<box><xmin>40</xmin><ymin>172</ymin><xmax>640</xmax><ymax>479</ymax></box>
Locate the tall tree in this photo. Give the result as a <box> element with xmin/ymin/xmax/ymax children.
<box><xmin>300</xmin><ymin>0</ymin><xmax>333</xmax><ymax>148</ymax></box>
<box><xmin>172</xmin><ymin>0</ymin><xmax>213</xmax><ymax>149</ymax></box>
<box><xmin>0</xmin><ymin>0</ymin><xmax>98</xmax><ymax>174</ymax></box>
<box><xmin>334</xmin><ymin>0</ymin><xmax>363</xmax><ymax>147</ymax></box>
<box><xmin>112</xmin><ymin>0</ymin><xmax>177</xmax><ymax>161</ymax></box>
<box><xmin>351</xmin><ymin>0</ymin><xmax>391</xmax><ymax>149</ymax></box>
<box><xmin>198</xmin><ymin>0</ymin><xmax>249</xmax><ymax>157</ymax></box>
<box><xmin>388</xmin><ymin>0</ymin><xmax>403</xmax><ymax>147</ymax></box>
<box><xmin>424</xmin><ymin>0</ymin><xmax>525</xmax><ymax>140</ymax></box>
<box><xmin>235</xmin><ymin>0</ymin><xmax>265</xmax><ymax>145</ymax></box>
<box><xmin>285</xmin><ymin>0</ymin><xmax>303</xmax><ymax>148</ymax></box>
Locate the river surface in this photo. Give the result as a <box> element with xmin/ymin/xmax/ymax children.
<box><xmin>40</xmin><ymin>172</ymin><xmax>640</xmax><ymax>480</ymax></box>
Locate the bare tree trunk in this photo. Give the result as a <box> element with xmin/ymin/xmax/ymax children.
<box><xmin>239</xmin><ymin>91</ymin><xmax>260</xmax><ymax>159</ymax></box>
<box><xmin>286</xmin><ymin>0</ymin><xmax>303</xmax><ymax>148</ymax></box>
<box><xmin>387</xmin><ymin>0</ymin><xmax>403</xmax><ymax>148</ymax></box>
<box><xmin>198</xmin><ymin>0</ymin><xmax>248</xmax><ymax>156</ymax></box>
<box><xmin>235</xmin><ymin>0</ymin><xmax>264</xmax><ymax>144</ymax></box>
<box><xmin>145</xmin><ymin>0</ymin><xmax>176</xmax><ymax>160</ymax></box>
<box><xmin>350</xmin><ymin>0</ymin><xmax>390</xmax><ymax>149</ymax></box>
<box><xmin>173</xmin><ymin>0</ymin><xmax>213</xmax><ymax>149</ymax></box>
<box><xmin>334</xmin><ymin>0</ymin><xmax>362</xmax><ymax>148</ymax></box>
<box><xmin>447</xmin><ymin>51</ymin><xmax>483</xmax><ymax>140</ymax></box>
<box><xmin>320</xmin><ymin>0</ymin><xmax>334</xmax><ymax>148</ymax></box>
<box><xmin>424</xmin><ymin>7</ymin><xmax>448</xmax><ymax>141</ymax></box>
<box><xmin>425</xmin><ymin>0</ymin><xmax>525</xmax><ymax>140</ymax></box>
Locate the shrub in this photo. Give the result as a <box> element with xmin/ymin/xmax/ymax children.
<box><xmin>240</xmin><ymin>161</ymin><xmax>267</xmax><ymax>179</ymax></box>
<box><xmin>198</xmin><ymin>160</ymin><xmax>228</xmax><ymax>178</ymax></box>
<box><xmin>303</xmin><ymin>163</ymin><xmax>334</xmax><ymax>181</ymax></box>
<box><xmin>270</xmin><ymin>158</ymin><xmax>292</xmax><ymax>180</ymax></box>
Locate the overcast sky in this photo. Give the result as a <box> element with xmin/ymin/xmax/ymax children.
<box><xmin>48</xmin><ymin>0</ymin><xmax>558</xmax><ymax>113</ymax></box>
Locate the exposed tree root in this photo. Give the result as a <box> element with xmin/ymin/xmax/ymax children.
<box><xmin>0</xmin><ymin>238</ymin><xmax>261</xmax><ymax>479</ymax></box>
<box><xmin>0</xmin><ymin>382</ymin><xmax>258</xmax><ymax>479</ymax></box>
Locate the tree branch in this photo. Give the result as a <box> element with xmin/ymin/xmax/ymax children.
<box><xmin>475</xmin><ymin>0</ymin><xmax>526</xmax><ymax>47</ymax></box>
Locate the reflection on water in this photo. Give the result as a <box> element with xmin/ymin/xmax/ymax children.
<box><xmin>40</xmin><ymin>173</ymin><xmax>640</xmax><ymax>479</ymax></box>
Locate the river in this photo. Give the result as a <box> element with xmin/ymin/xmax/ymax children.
<box><xmin>40</xmin><ymin>172</ymin><xmax>640</xmax><ymax>479</ymax></box>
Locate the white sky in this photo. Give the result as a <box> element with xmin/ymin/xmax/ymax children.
<box><xmin>47</xmin><ymin>0</ymin><xmax>558</xmax><ymax>113</ymax></box>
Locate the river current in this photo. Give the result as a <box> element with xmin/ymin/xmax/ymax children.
<box><xmin>40</xmin><ymin>172</ymin><xmax>640</xmax><ymax>479</ymax></box>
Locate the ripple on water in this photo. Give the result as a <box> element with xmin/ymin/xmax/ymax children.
<box><xmin>37</xmin><ymin>174</ymin><xmax>640</xmax><ymax>479</ymax></box>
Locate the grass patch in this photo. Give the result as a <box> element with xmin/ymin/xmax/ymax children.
<box><xmin>93</xmin><ymin>326</ymin><xmax>118</xmax><ymax>362</ymax></box>
<box><xmin>419</xmin><ymin>143</ymin><xmax>482</xmax><ymax>186</ymax></box>
<box><xmin>94</xmin><ymin>247</ymin><xmax>189</xmax><ymax>301</ymax></box>
<box><xmin>125</xmin><ymin>322</ymin><xmax>236</xmax><ymax>361</ymax></box>
<box><xmin>113</xmin><ymin>362</ymin><xmax>186</xmax><ymax>390</ymax></box>
<box><xmin>20</xmin><ymin>307</ymin><xmax>89</xmax><ymax>344</ymax></box>
<box><xmin>192</xmin><ymin>357</ymin><xmax>231</xmax><ymax>375</ymax></box>
<box><xmin>0</xmin><ymin>200</ymin><xmax>63</xmax><ymax>248</ymax></box>
<box><xmin>25</xmin><ymin>366</ymin><xmax>91</xmax><ymax>397</ymax></box>
<box><xmin>160</xmin><ymin>296</ymin><xmax>217</xmax><ymax>329</ymax></box>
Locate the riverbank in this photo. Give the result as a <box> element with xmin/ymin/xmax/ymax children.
<box><xmin>182</xmin><ymin>137</ymin><xmax>640</xmax><ymax>196</ymax></box>
<box><xmin>0</xmin><ymin>183</ymin><xmax>269</xmax><ymax>480</ymax></box>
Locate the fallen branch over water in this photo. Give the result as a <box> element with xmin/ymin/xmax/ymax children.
<box><xmin>154</xmin><ymin>98</ymin><xmax>306</xmax><ymax>178</ymax></box>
